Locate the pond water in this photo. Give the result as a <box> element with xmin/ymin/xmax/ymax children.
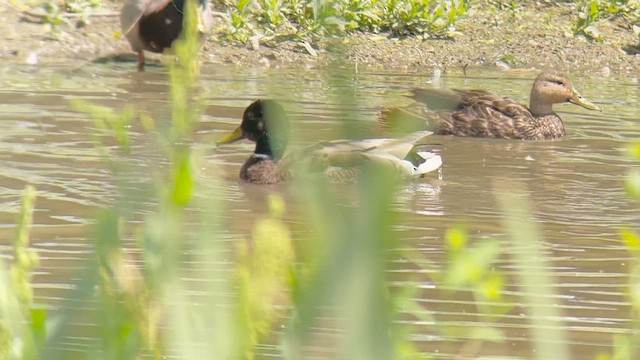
<box><xmin>0</xmin><ymin>62</ymin><xmax>639</xmax><ymax>359</ymax></box>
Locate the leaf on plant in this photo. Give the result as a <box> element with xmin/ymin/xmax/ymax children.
<box><xmin>625</xmin><ymin>168</ymin><xmax>640</xmax><ymax>200</ymax></box>
<box><xmin>480</xmin><ymin>272</ymin><xmax>504</xmax><ymax>301</ymax></box>
<box><xmin>594</xmin><ymin>354</ymin><xmax>613</xmax><ymax>360</ymax></box>
<box><xmin>172</xmin><ymin>152</ymin><xmax>193</xmax><ymax>207</ymax></box>
<box><xmin>446</xmin><ymin>239</ymin><xmax>501</xmax><ymax>287</ymax></box>
<box><xmin>626</xmin><ymin>143</ymin><xmax>640</xmax><ymax>160</ymax></box>
<box><xmin>500</xmin><ymin>54</ymin><xmax>516</xmax><ymax>63</ymax></box>
<box><xmin>401</xmin><ymin>298</ymin><xmax>435</xmax><ymax>324</ymax></box>
<box><xmin>445</xmin><ymin>225</ymin><xmax>467</xmax><ymax>252</ymax></box>
<box><xmin>584</xmin><ymin>25</ymin><xmax>602</xmax><ymax>41</ymax></box>
<box><xmin>30</xmin><ymin>308</ymin><xmax>47</xmax><ymax>345</ymax></box>
<box><xmin>300</xmin><ymin>41</ymin><xmax>318</xmax><ymax>57</ymax></box>
<box><xmin>612</xmin><ymin>334</ymin><xmax>634</xmax><ymax>360</ymax></box>
<box><xmin>620</xmin><ymin>228</ymin><xmax>640</xmax><ymax>252</ymax></box>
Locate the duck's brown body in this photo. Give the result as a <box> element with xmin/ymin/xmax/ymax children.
<box><xmin>382</xmin><ymin>72</ymin><xmax>600</xmax><ymax>140</ymax></box>
<box><xmin>411</xmin><ymin>88</ymin><xmax>566</xmax><ymax>140</ymax></box>
<box><xmin>240</xmin><ymin>155</ymin><xmax>288</xmax><ymax>185</ymax></box>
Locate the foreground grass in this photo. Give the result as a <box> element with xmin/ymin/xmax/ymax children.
<box><xmin>1</xmin><ymin>1</ymin><xmax>639</xmax><ymax>360</ymax></box>
<box><xmin>0</xmin><ymin>2</ymin><xmax>509</xmax><ymax>359</ymax></box>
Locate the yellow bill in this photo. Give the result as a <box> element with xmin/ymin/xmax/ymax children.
<box><xmin>570</xmin><ymin>89</ymin><xmax>601</xmax><ymax>111</ymax></box>
<box><xmin>217</xmin><ymin>126</ymin><xmax>244</xmax><ymax>145</ymax></box>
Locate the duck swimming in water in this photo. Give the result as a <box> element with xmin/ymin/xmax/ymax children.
<box><xmin>217</xmin><ymin>100</ymin><xmax>442</xmax><ymax>184</ymax></box>
<box><xmin>380</xmin><ymin>71</ymin><xmax>601</xmax><ymax>140</ymax></box>
<box><xmin>120</xmin><ymin>0</ymin><xmax>212</xmax><ymax>71</ymax></box>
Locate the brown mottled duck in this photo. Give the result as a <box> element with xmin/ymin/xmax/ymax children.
<box><xmin>217</xmin><ymin>100</ymin><xmax>443</xmax><ymax>184</ymax></box>
<box><xmin>380</xmin><ymin>71</ymin><xmax>601</xmax><ymax>140</ymax></box>
<box><xmin>120</xmin><ymin>0</ymin><xmax>212</xmax><ymax>71</ymax></box>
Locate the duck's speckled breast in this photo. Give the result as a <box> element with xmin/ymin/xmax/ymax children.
<box><xmin>240</xmin><ymin>156</ymin><xmax>287</xmax><ymax>184</ymax></box>
<box><xmin>520</xmin><ymin>114</ymin><xmax>566</xmax><ymax>140</ymax></box>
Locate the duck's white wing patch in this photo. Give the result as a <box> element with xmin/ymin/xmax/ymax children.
<box><xmin>414</xmin><ymin>151</ymin><xmax>442</xmax><ymax>175</ymax></box>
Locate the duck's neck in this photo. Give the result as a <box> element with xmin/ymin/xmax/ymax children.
<box><xmin>529</xmin><ymin>93</ymin><xmax>554</xmax><ymax>117</ymax></box>
<box><xmin>254</xmin><ymin>135</ymin><xmax>285</xmax><ymax>161</ymax></box>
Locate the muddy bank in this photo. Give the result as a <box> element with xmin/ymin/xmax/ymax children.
<box><xmin>1</xmin><ymin>2</ymin><xmax>639</xmax><ymax>76</ymax></box>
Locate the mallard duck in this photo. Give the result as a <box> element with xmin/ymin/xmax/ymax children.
<box><xmin>217</xmin><ymin>100</ymin><xmax>443</xmax><ymax>184</ymax></box>
<box><xmin>380</xmin><ymin>71</ymin><xmax>601</xmax><ymax>140</ymax></box>
<box><xmin>120</xmin><ymin>0</ymin><xmax>212</xmax><ymax>71</ymax></box>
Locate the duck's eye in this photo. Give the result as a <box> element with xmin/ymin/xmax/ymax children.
<box><xmin>552</xmin><ymin>80</ymin><xmax>564</xmax><ymax>86</ymax></box>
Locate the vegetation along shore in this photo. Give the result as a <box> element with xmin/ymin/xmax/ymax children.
<box><xmin>1</xmin><ymin>0</ymin><xmax>639</xmax><ymax>75</ymax></box>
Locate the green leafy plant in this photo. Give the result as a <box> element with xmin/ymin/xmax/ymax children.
<box><xmin>382</xmin><ymin>0</ymin><xmax>467</xmax><ymax>37</ymax></box>
<box><xmin>488</xmin><ymin>0</ymin><xmax>518</xmax><ymax>11</ymax></box>
<box><xmin>215</xmin><ymin>0</ymin><xmax>468</xmax><ymax>44</ymax></box>
<box><xmin>235</xmin><ymin>195</ymin><xmax>295</xmax><ymax>358</ymax></box>
<box><xmin>63</xmin><ymin>0</ymin><xmax>100</xmax><ymax>27</ymax></box>
<box><xmin>573</xmin><ymin>0</ymin><xmax>607</xmax><ymax>40</ymax></box>
<box><xmin>61</xmin><ymin>2</ymin><xmax>208</xmax><ymax>358</ymax></box>
<box><xmin>39</xmin><ymin>0</ymin><xmax>101</xmax><ymax>35</ymax></box>
<box><xmin>597</xmin><ymin>143</ymin><xmax>640</xmax><ymax>360</ymax></box>
<box><xmin>573</xmin><ymin>0</ymin><xmax>640</xmax><ymax>41</ymax></box>
<box><xmin>0</xmin><ymin>186</ymin><xmax>40</xmax><ymax>360</ymax></box>
<box><xmin>401</xmin><ymin>225</ymin><xmax>510</xmax><ymax>358</ymax></box>
<box><xmin>496</xmin><ymin>184</ymin><xmax>573</xmax><ymax>360</ymax></box>
<box><xmin>42</xmin><ymin>1</ymin><xmax>69</xmax><ymax>36</ymax></box>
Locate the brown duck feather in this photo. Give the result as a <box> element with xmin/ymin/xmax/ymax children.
<box><xmin>431</xmin><ymin>89</ymin><xmax>563</xmax><ymax>139</ymax></box>
<box><xmin>240</xmin><ymin>155</ymin><xmax>288</xmax><ymax>184</ymax></box>
<box><xmin>381</xmin><ymin>72</ymin><xmax>601</xmax><ymax>140</ymax></box>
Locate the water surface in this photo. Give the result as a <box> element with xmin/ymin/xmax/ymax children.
<box><xmin>0</xmin><ymin>63</ymin><xmax>639</xmax><ymax>359</ymax></box>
